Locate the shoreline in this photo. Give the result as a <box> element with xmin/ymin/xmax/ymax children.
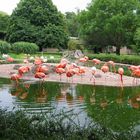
<box><xmin>0</xmin><ymin>63</ymin><xmax>140</xmax><ymax>87</ymax></box>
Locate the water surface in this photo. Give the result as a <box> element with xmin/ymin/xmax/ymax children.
<box><xmin>0</xmin><ymin>78</ymin><xmax>140</xmax><ymax>132</ymax></box>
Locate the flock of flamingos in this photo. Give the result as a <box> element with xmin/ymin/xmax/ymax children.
<box><xmin>2</xmin><ymin>54</ymin><xmax>140</xmax><ymax>87</ymax></box>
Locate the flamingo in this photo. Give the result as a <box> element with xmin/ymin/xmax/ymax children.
<box><xmin>36</xmin><ymin>65</ymin><xmax>49</xmax><ymax>74</ymax></box>
<box><xmin>79</xmin><ymin>56</ymin><xmax>88</xmax><ymax>65</ymax></box>
<box><xmin>101</xmin><ymin>65</ymin><xmax>109</xmax><ymax>84</ymax></box>
<box><xmin>118</xmin><ymin>68</ymin><xmax>124</xmax><ymax>87</ymax></box>
<box><xmin>34</xmin><ymin>72</ymin><xmax>47</xmax><ymax>87</ymax></box>
<box><xmin>66</xmin><ymin>70</ymin><xmax>74</xmax><ymax>82</ymax></box>
<box><xmin>23</xmin><ymin>59</ymin><xmax>29</xmax><ymax>64</ymax></box>
<box><xmin>34</xmin><ymin>58</ymin><xmax>42</xmax><ymax>65</ymax></box>
<box><xmin>78</xmin><ymin>66</ymin><xmax>86</xmax><ymax>80</ymax></box>
<box><xmin>129</xmin><ymin>65</ymin><xmax>140</xmax><ymax>85</ymax></box>
<box><xmin>101</xmin><ymin>65</ymin><xmax>109</xmax><ymax>73</ymax></box>
<box><xmin>11</xmin><ymin>73</ymin><xmax>22</xmax><ymax>85</ymax></box>
<box><xmin>56</xmin><ymin>63</ymin><xmax>67</xmax><ymax>69</ymax></box>
<box><xmin>108</xmin><ymin>60</ymin><xmax>116</xmax><ymax>73</ymax></box>
<box><xmin>92</xmin><ymin>59</ymin><xmax>101</xmax><ymax>65</ymax></box>
<box><xmin>35</xmin><ymin>72</ymin><xmax>46</xmax><ymax>79</ymax></box>
<box><xmin>18</xmin><ymin>66</ymin><xmax>30</xmax><ymax>75</ymax></box>
<box><xmin>90</xmin><ymin>66</ymin><xmax>96</xmax><ymax>84</ymax></box>
<box><xmin>55</xmin><ymin>67</ymin><xmax>65</xmax><ymax>81</ymax></box>
<box><xmin>132</xmin><ymin>69</ymin><xmax>140</xmax><ymax>85</ymax></box>
<box><xmin>60</xmin><ymin>58</ymin><xmax>69</xmax><ymax>64</ymax></box>
<box><xmin>7</xmin><ymin>57</ymin><xmax>14</xmax><ymax>63</ymax></box>
<box><xmin>2</xmin><ymin>54</ymin><xmax>9</xmax><ymax>59</ymax></box>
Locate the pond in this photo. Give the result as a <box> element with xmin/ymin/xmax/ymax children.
<box><xmin>0</xmin><ymin>78</ymin><xmax>140</xmax><ymax>133</ymax></box>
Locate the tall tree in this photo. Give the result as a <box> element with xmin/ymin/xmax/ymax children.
<box><xmin>0</xmin><ymin>11</ymin><xmax>9</xmax><ymax>40</ymax></box>
<box><xmin>65</xmin><ymin>12</ymin><xmax>79</xmax><ymax>37</ymax></box>
<box><xmin>78</xmin><ymin>0</ymin><xmax>140</xmax><ymax>55</ymax></box>
<box><xmin>6</xmin><ymin>0</ymin><xmax>68</xmax><ymax>51</ymax></box>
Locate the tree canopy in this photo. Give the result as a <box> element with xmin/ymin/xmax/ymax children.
<box><xmin>6</xmin><ymin>0</ymin><xmax>68</xmax><ymax>51</ymax></box>
<box><xmin>78</xmin><ymin>0</ymin><xmax>140</xmax><ymax>54</ymax></box>
<box><xmin>0</xmin><ymin>11</ymin><xmax>9</xmax><ymax>40</ymax></box>
<box><xmin>65</xmin><ymin>12</ymin><xmax>79</xmax><ymax>37</ymax></box>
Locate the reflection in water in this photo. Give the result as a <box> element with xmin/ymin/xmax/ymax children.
<box><xmin>10</xmin><ymin>83</ymin><xmax>30</xmax><ymax>100</ymax></box>
<box><xmin>90</xmin><ymin>86</ymin><xmax>96</xmax><ymax>105</ymax></box>
<box><xmin>57</xmin><ymin>83</ymin><xmax>78</xmax><ymax>107</ymax></box>
<box><xmin>1</xmin><ymin>80</ymin><xmax>140</xmax><ymax>132</ymax></box>
<box><xmin>116</xmin><ymin>87</ymin><xmax>124</xmax><ymax>104</ymax></box>
<box><xmin>128</xmin><ymin>93</ymin><xmax>140</xmax><ymax>109</ymax></box>
<box><xmin>100</xmin><ymin>99</ymin><xmax>108</xmax><ymax>109</ymax></box>
<box><xmin>36</xmin><ymin>87</ymin><xmax>47</xmax><ymax>103</ymax></box>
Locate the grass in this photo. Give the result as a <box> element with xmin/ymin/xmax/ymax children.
<box><xmin>2</xmin><ymin>52</ymin><xmax>62</xmax><ymax>63</ymax></box>
<box><xmin>0</xmin><ymin>108</ymin><xmax>140</xmax><ymax>140</ymax></box>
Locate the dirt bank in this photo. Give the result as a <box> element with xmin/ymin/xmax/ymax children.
<box><xmin>0</xmin><ymin>63</ymin><xmax>139</xmax><ymax>87</ymax></box>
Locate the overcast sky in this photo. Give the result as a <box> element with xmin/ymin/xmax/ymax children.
<box><xmin>0</xmin><ymin>0</ymin><xmax>91</xmax><ymax>15</ymax></box>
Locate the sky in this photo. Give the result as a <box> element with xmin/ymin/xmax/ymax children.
<box><xmin>0</xmin><ymin>0</ymin><xmax>91</xmax><ymax>15</ymax></box>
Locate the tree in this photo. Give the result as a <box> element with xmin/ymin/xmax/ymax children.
<box><xmin>65</xmin><ymin>12</ymin><xmax>79</xmax><ymax>37</ymax></box>
<box><xmin>0</xmin><ymin>11</ymin><xmax>9</xmax><ymax>40</ymax></box>
<box><xmin>133</xmin><ymin>27</ymin><xmax>140</xmax><ymax>53</ymax></box>
<box><xmin>78</xmin><ymin>0</ymin><xmax>140</xmax><ymax>55</ymax></box>
<box><xmin>6</xmin><ymin>0</ymin><xmax>68</xmax><ymax>51</ymax></box>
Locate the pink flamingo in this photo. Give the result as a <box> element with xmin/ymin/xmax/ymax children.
<box><xmin>108</xmin><ymin>60</ymin><xmax>116</xmax><ymax>73</ymax></box>
<box><xmin>92</xmin><ymin>59</ymin><xmax>101</xmax><ymax>65</ymax></box>
<box><xmin>79</xmin><ymin>56</ymin><xmax>89</xmax><ymax>66</ymax></box>
<box><xmin>18</xmin><ymin>66</ymin><xmax>30</xmax><ymax>75</ymax></box>
<box><xmin>101</xmin><ymin>65</ymin><xmax>109</xmax><ymax>84</ymax></box>
<box><xmin>66</xmin><ymin>70</ymin><xmax>74</xmax><ymax>82</ymax></box>
<box><xmin>129</xmin><ymin>65</ymin><xmax>139</xmax><ymax>85</ymax></box>
<box><xmin>36</xmin><ymin>65</ymin><xmax>49</xmax><ymax>74</ymax></box>
<box><xmin>118</xmin><ymin>68</ymin><xmax>124</xmax><ymax>87</ymax></box>
<box><xmin>7</xmin><ymin>57</ymin><xmax>14</xmax><ymax>63</ymax></box>
<box><xmin>11</xmin><ymin>73</ymin><xmax>22</xmax><ymax>85</ymax></box>
<box><xmin>35</xmin><ymin>72</ymin><xmax>46</xmax><ymax>79</ymax></box>
<box><xmin>90</xmin><ymin>66</ymin><xmax>96</xmax><ymax>84</ymax></box>
<box><xmin>34</xmin><ymin>58</ymin><xmax>42</xmax><ymax>65</ymax></box>
<box><xmin>55</xmin><ymin>67</ymin><xmax>65</xmax><ymax>81</ymax></box>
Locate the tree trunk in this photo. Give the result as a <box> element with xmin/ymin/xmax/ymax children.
<box><xmin>39</xmin><ymin>46</ymin><xmax>43</xmax><ymax>52</ymax></box>
<box><xmin>116</xmin><ymin>46</ymin><xmax>120</xmax><ymax>55</ymax></box>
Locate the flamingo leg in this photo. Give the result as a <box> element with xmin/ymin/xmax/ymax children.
<box><xmin>60</xmin><ymin>74</ymin><xmax>61</xmax><ymax>81</ymax></box>
<box><xmin>15</xmin><ymin>79</ymin><xmax>19</xmax><ymax>87</ymax></box>
<box><xmin>120</xmin><ymin>75</ymin><xmax>123</xmax><ymax>88</ymax></box>
<box><xmin>71</xmin><ymin>76</ymin><xmax>73</xmax><ymax>83</ymax></box>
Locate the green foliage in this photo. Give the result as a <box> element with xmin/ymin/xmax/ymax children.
<box><xmin>133</xmin><ymin>28</ymin><xmax>140</xmax><ymax>53</ymax></box>
<box><xmin>68</xmin><ymin>39</ymin><xmax>83</xmax><ymax>50</ymax></box>
<box><xmin>0</xmin><ymin>40</ymin><xmax>11</xmax><ymax>54</ymax></box>
<box><xmin>0</xmin><ymin>11</ymin><xmax>9</xmax><ymax>40</ymax></box>
<box><xmin>12</xmin><ymin>42</ymin><xmax>39</xmax><ymax>54</ymax></box>
<box><xmin>6</xmin><ymin>0</ymin><xmax>68</xmax><ymax>50</ymax></box>
<box><xmin>87</xmin><ymin>53</ymin><xmax>140</xmax><ymax>65</ymax></box>
<box><xmin>0</xmin><ymin>108</ymin><xmax>139</xmax><ymax>140</ymax></box>
<box><xmin>78</xmin><ymin>0</ymin><xmax>140</xmax><ymax>55</ymax></box>
<box><xmin>65</xmin><ymin>12</ymin><xmax>79</xmax><ymax>37</ymax></box>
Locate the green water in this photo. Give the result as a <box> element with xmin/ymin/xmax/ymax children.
<box><xmin>0</xmin><ymin>78</ymin><xmax>140</xmax><ymax>133</ymax></box>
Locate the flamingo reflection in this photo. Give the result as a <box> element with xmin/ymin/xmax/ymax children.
<box><xmin>128</xmin><ymin>94</ymin><xmax>140</xmax><ymax>109</ymax></box>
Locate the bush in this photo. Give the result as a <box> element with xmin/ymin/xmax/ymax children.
<box><xmin>12</xmin><ymin>42</ymin><xmax>39</xmax><ymax>54</ymax></box>
<box><xmin>0</xmin><ymin>109</ymin><xmax>139</xmax><ymax>140</ymax></box>
<box><xmin>87</xmin><ymin>53</ymin><xmax>140</xmax><ymax>65</ymax></box>
<box><xmin>68</xmin><ymin>39</ymin><xmax>84</xmax><ymax>50</ymax></box>
<box><xmin>0</xmin><ymin>40</ymin><xmax>11</xmax><ymax>54</ymax></box>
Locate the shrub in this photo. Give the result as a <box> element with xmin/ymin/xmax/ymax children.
<box><xmin>68</xmin><ymin>39</ymin><xmax>84</xmax><ymax>50</ymax></box>
<box><xmin>0</xmin><ymin>108</ymin><xmax>139</xmax><ymax>140</ymax></box>
<box><xmin>12</xmin><ymin>42</ymin><xmax>39</xmax><ymax>54</ymax></box>
<box><xmin>0</xmin><ymin>40</ymin><xmax>11</xmax><ymax>54</ymax></box>
<box><xmin>87</xmin><ymin>53</ymin><xmax>140</xmax><ymax>65</ymax></box>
